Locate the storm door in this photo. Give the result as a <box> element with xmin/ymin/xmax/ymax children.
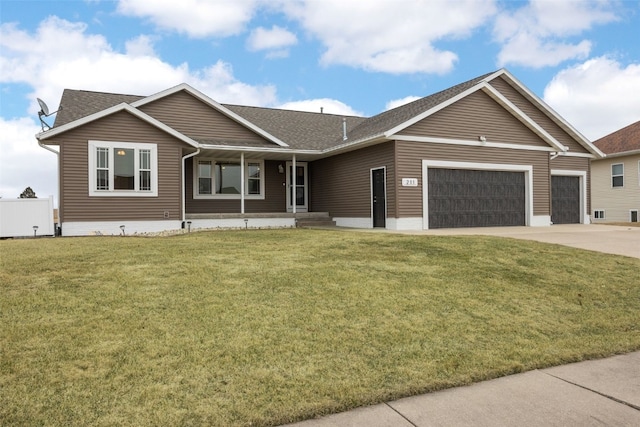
<box><xmin>286</xmin><ymin>162</ymin><xmax>308</xmax><ymax>212</ymax></box>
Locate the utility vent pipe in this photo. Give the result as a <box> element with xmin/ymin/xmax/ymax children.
<box><xmin>342</xmin><ymin>118</ymin><xmax>347</xmax><ymax>141</ymax></box>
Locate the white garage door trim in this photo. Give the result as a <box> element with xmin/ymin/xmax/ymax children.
<box><xmin>422</xmin><ymin>160</ymin><xmax>533</xmax><ymax>230</ymax></box>
<box><xmin>551</xmin><ymin>169</ymin><xmax>588</xmax><ymax>224</ymax></box>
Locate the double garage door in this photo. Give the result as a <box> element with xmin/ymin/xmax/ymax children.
<box><xmin>427</xmin><ymin>169</ymin><xmax>581</xmax><ymax>229</ymax></box>
<box><xmin>428</xmin><ymin>168</ymin><xmax>526</xmax><ymax>229</ymax></box>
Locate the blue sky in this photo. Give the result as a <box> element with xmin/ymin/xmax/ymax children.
<box><xmin>1</xmin><ymin>0</ymin><xmax>640</xmax><ymax>204</ymax></box>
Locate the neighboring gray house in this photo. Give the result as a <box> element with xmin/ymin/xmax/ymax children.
<box><xmin>591</xmin><ymin>120</ymin><xmax>640</xmax><ymax>223</ymax></box>
<box><xmin>37</xmin><ymin>69</ymin><xmax>603</xmax><ymax>236</ymax></box>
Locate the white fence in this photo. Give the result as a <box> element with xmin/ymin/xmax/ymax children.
<box><xmin>0</xmin><ymin>197</ymin><xmax>55</xmax><ymax>238</ymax></box>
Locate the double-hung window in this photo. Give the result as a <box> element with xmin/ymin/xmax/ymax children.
<box><xmin>612</xmin><ymin>163</ymin><xmax>624</xmax><ymax>188</ymax></box>
<box><xmin>194</xmin><ymin>158</ymin><xmax>264</xmax><ymax>199</ymax></box>
<box><xmin>88</xmin><ymin>141</ymin><xmax>158</xmax><ymax>196</ymax></box>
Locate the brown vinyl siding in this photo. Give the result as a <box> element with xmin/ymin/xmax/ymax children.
<box><xmin>396</xmin><ymin>141</ymin><xmax>551</xmax><ymax>217</ymax></box>
<box><xmin>139</xmin><ymin>91</ymin><xmax>274</xmax><ymax>145</ymax></box>
<box><xmin>47</xmin><ymin>111</ymin><xmax>189</xmax><ymax>222</ymax></box>
<box><xmin>488</xmin><ymin>77</ymin><xmax>589</xmax><ymax>154</ymax></box>
<box><xmin>400</xmin><ymin>90</ymin><xmax>550</xmax><ymax>148</ymax></box>
<box><xmin>310</xmin><ymin>142</ymin><xmax>396</xmax><ymax>217</ymax></box>
<box><xmin>551</xmin><ymin>156</ymin><xmax>591</xmax><ymax>212</ymax></box>
<box><xmin>185</xmin><ymin>160</ymin><xmax>287</xmax><ymax>213</ymax></box>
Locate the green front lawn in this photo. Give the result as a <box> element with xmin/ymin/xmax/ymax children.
<box><xmin>1</xmin><ymin>229</ymin><xmax>639</xmax><ymax>426</ymax></box>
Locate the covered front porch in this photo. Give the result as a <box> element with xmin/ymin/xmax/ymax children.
<box><xmin>182</xmin><ymin>146</ymin><xmax>332</xmax><ymax>228</ymax></box>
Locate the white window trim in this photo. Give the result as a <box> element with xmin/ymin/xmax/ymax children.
<box><xmin>612</xmin><ymin>162</ymin><xmax>624</xmax><ymax>188</ymax></box>
<box><xmin>193</xmin><ymin>158</ymin><xmax>265</xmax><ymax>200</ymax></box>
<box><xmin>88</xmin><ymin>140</ymin><xmax>158</xmax><ymax>197</ymax></box>
<box><xmin>593</xmin><ymin>209</ymin><xmax>605</xmax><ymax>219</ymax></box>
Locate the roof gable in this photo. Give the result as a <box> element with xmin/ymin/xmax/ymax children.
<box><xmin>341</xmin><ymin>69</ymin><xmax>602</xmax><ymax>158</ymax></box>
<box><xmin>132</xmin><ymin>84</ymin><xmax>289</xmax><ymax>147</ymax></box>
<box><xmin>37</xmin><ymin>102</ymin><xmax>199</xmax><ymax>147</ymax></box>
<box><xmin>399</xmin><ymin>89</ymin><xmax>553</xmax><ymax>150</ymax></box>
<box><xmin>137</xmin><ymin>90</ymin><xmax>277</xmax><ymax>148</ymax></box>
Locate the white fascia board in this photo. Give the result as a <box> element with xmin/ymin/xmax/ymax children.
<box><xmin>495</xmin><ymin>69</ymin><xmax>605</xmax><ymax>158</ymax></box>
<box><xmin>481</xmin><ymin>84</ymin><xmax>568</xmax><ymax>153</ymax></box>
<box><xmin>556</xmin><ymin>151</ymin><xmax>596</xmax><ymax>159</ymax></box>
<box><xmin>36</xmin><ymin>103</ymin><xmax>200</xmax><ymax>148</ymax></box>
<box><xmin>131</xmin><ymin>83</ymin><xmax>289</xmax><ymax>148</ymax></box>
<box><xmin>198</xmin><ymin>144</ymin><xmax>318</xmax><ymax>156</ymax></box>
<box><xmin>593</xmin><ymin>149</ymin><xmax>640</xmax><ymax>159</ymax></box>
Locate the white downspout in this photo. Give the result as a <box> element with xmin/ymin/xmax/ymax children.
<box><xmin>182</xmin><ymin>148</ymin><xmax>200</xmax><ymax>223</ymax></box>
<box><xmin>240</xmin><ymin>152</ymin><xmax>245</xmax><ymax>214</ymax></box>
<box><xmin>38</xmin><ymin>139</ymin><xmax>60</xmax><ymax>229</ymax></box>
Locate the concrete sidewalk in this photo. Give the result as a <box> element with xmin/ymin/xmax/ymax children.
<box><xmin>283</xmin><ymin>351</ymin><xmax>640</xmax><ymax>426</ymax></box>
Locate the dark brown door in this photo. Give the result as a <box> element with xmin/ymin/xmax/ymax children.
<box><xmin>372</xmin><ymin>168</ymin><xmax>386</xmax><ymax>228</ymax></box>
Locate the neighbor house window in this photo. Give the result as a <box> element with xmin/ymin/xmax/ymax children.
<box><xmin>88</xmin><ymin>141</ymin><xmax>158</xmax><ymax>197</ymax></box>
<box><xmin>612</xmin><ymin>163</ymin><xmax>624</xmax><ymax>187</ymax></box>
<box><xmin>194</xmin><ymin>158</ymin><xmax>264</xmax><ymax>199</ymax></box>
<box><xmin>593</xmin><ymin>210</ymin><xmax>605</xmax><ymax>219</ymax></box>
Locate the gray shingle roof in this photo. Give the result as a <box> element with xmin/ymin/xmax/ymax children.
<box><xmin>223</xmin><ymin>105</ymin><xmax>366</xmax><ymax>150</ymax></box>
<box><xmin>54</xmin><ymin>89</ymin><xmax>143</xmax><ymax>127</ymax></box>
<box><xmin>52</xmin><ymin>70</ymin><xmax>497</xmax><ymax>151</ymax></box>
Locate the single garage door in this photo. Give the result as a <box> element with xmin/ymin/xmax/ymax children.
<box><xmin>551</xmin><ymin>176</ymin><xmax>580</xmax><ymax>224</ymax></box>
<box><xmin>428</xmin><ymin>168</ymin><xmax>526</xmax><ymax>229</ymax></box>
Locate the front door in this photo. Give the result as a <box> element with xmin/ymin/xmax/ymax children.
<box><xmin>372</xmin><ymin>168</ymin><xmax>386</xmax><ymax>228</ymax></box>
<box><xmin>287</xmin><ymin>162</ymin><xmax>308</xmax><ymax>212</ymax></box>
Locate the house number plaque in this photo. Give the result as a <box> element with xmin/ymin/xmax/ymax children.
<box><xmin>401</xmin><ymin>178</ymin><xmax>418</xmax><ymax>187</ymax></box>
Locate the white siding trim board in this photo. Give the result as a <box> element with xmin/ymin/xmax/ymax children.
<box><xmin>393</xmin><ymin>135</ymin><xmax>555</xmax><ymax>152</ymax></box>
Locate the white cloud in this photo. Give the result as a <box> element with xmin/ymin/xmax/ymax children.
<box><xmin>385</xmin><ymin>96</ymin><xmax>421</xmax><ymax>111</ymax></box>
<box><xmin>281</xmin><ymin>0</ymin><xmax>496</xmax><ymax>74</ymax></box>
<box><xmin>0</xmin><ymin>16</ymin><xmax>277</xmax><ymax>112</ymax></box>
<box><xmin>543</xmin><ymin>57</ymin><xmax>640</xmax><ymax>140</ymax></box>
<box><xmin>0</xmin><ymin>117</ymin><xmax>58</xmax><ymax>203</ymax></box>
<box><xmin>0</xmin><ymin>16</ymin><xmax>278</xmax><ymax>207</ymax></box>
<box><xmin>494</xmin><ymin>0</ymin><xmax>619</xmax><ymax>68</ymax></box>
<box><xmin>117</xmin><ymin>0</ymin><xmax>258</xmax><ymax>38</ymax></box>
<box><xmin>277</xmin><ymin>99</ymin><xmax>363</xmax><ymax>116</ymax></box>
<box><xmin>246</xmin><ymin>25</ymin><xmax>297</xmax><ymax>57</ymax></box>
<box><xmin>125</xmin><ymin>34</ymin><xmax>157</xmax><ymax>57</ymax></box>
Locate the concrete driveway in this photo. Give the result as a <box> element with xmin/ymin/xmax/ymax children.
<box><xmin>392</xmin><ymin>224</ymin><xmax>640</xmax><ymax>259</ymax></box>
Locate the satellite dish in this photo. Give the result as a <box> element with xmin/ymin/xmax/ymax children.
<box><xmin>37</xmin><ymin>98</ymin><xmax>50</xmax><ymax>116</ymax></box>
<box><xmin>36</xmin><ymin>97</ymin><xmax>62</xmax><ymax>132</ymax></box>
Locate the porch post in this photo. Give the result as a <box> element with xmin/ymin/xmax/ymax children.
<box><xmin>240</xmin><ymin>152</ymin><xmax>245</xmax><ymax>214</ymax></box>
<box><xmin>292</xmin><ymin>154</ymin><xmax>296</xmax><ymax>214</ymax></box>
